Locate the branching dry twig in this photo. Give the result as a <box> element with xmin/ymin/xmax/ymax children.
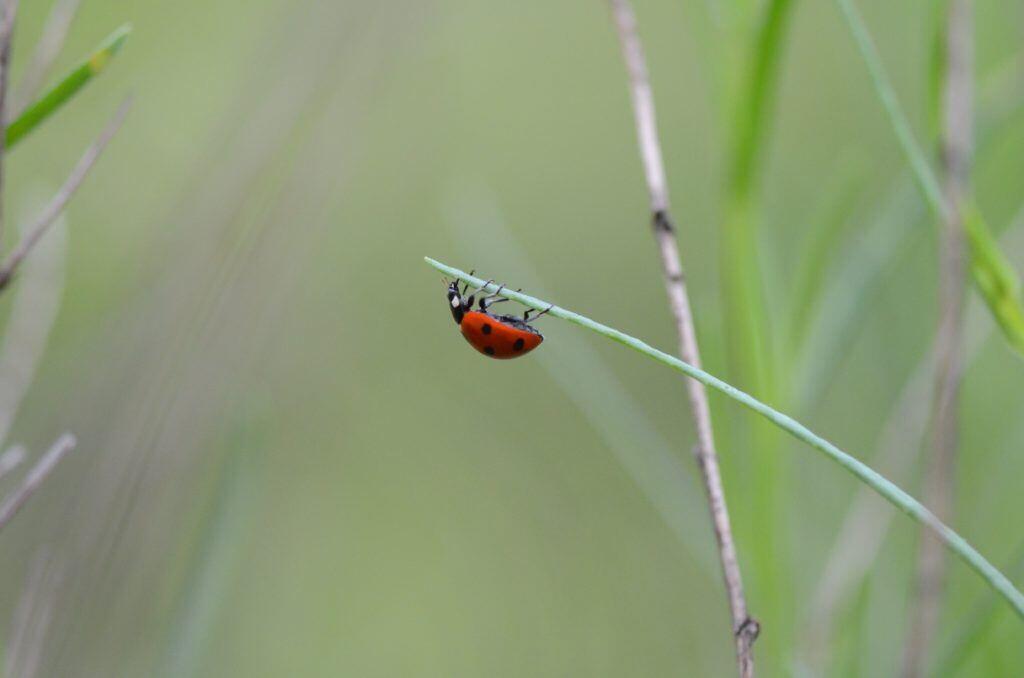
<box><xmin>902</xmin><ymin>1</ymin><xmax>973</xmax><ymax>675</ymax></box>
<box><xmin>11</xmin><ymin>0</ymin><xmax>81</xmax><ymax>116</ymax></box>
<box><xmin>0</xmin><ymin>96</ymin><xmax>130</xmax><ymax>291</ymax></box>
<box><xmin>0</xmin><ymin>433</ymin><xmax>75</xmax><ymax>532</ymax></box>
<box><xmin>607</xmin><ymin>2</ymin><xmax>757</xmax><ymax>675</ymax></box>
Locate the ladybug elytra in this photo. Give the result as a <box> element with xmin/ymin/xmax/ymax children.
<box><xmin>445</xmin><ymin>277</ymin><xmax>551</xmax><ymax>359</ymax></box>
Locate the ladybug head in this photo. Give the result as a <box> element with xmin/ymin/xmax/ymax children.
<box><xmin>446</xmin><ymin>280</ymin><xmax>468</xmax><ymax>324</ymax></box>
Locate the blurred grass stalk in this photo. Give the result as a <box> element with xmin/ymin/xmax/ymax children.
<box><xmin>719</xmin><ymin>0</ymin><xmax>796</xmax><ymax>664</ymax></box>
<box><xmin>424</xmin><ymin>258</ymin><xmax>1024</xmax><ymax>623</ymax></box>
<box><xmin>902</xmin><ymin>1</ymin><xmax>972</xmax><ymax>675</ymax></box>
<box><xmin>164</xmin><ymin>447</ymin><xmax>262</xmax><ymax>678</ymax></box>
<box><xmin>0</xmin><ymin>434</ymin><xmax>76</xmax><ymax>532</ymax></box>
<box><xmin>835</xmin><ymin>0</ymin><xmax>1024</xmax><ymax>358</ymax></box>
<box><xmin>803</xmin><ymin>3</ymin><xmax>1024</xmax><ymax>672</ymax></box>
<box><xmin>802</xmin><ymin>208</ymin><xmax>1024</xmax><ymax>673</ymax></box>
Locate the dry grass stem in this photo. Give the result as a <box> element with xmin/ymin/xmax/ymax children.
<box><xmin>0</xmin><ymin>433</ymin><xmax>75</xmax><ymax>532</ymax></box>
<box><xmin>902</xmin><ymin>1</ymin><xmax>973</xmax><ymax>675</ymax></box>
<box><xmin>608</xmin><ymin>1</ymin><xmax>756</xmax><ymax>675</ymax></box>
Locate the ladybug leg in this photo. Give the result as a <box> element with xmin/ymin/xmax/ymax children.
<box><xmin>467</xmin><ymin>278</ymin><xmax>495</xmax><ymax>296</ymax></box>
<box><xmin>524</xmin><ymin>304</ymin><xmax>554</xmax><ymax>321</ymax></box>
<box><xmin>478</xmin><ymin>284</ymin><xmax>507</xmax><ymax>310</ymax></box>
<box><xmin>480</xmin><ymin>286</ymin><xmax>523</xmax><ymax>310</ymax></box>
<box><xmin>458</xmin><ymin>270</ymin><xmax>477</xmax><ymax>297</ymax></box>
<box><xmin>465</xmin><ymin>278</ymin><xmax>495</xmax><ymax>308</ymax></box>
<box><xmin>480</xmin><ymin>297</ymin><xmax>510</xmax><ymax>310</ymax></box>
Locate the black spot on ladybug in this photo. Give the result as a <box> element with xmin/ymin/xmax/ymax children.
<box><xmin>484</xmin><ymin>346</ymin><xmax>495</xmax><ymax>355</ymax></box>
<box><xmin>513</xmin><ymin>338</ymin><xmax>525</xmax><ymax>351</ymax></box>
<box><xmin>482</xmin><ymin>323</ymin><xmax>492</xmax><ymax>335</ymax></box>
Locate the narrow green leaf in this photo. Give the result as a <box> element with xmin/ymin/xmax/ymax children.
<box><xmin>786</xmin><ymin>154</ymin><xmax>868</xmax><ymax>357</ymax></box>
<box><xmin>424</xmin><ymin>256</ymin><xmax>1024</xmax><ymax>622</ymax></box>
<box><xmin>964</xmin><ymin>203</ymin><xmax>1024</xmax><ymax>354</ymax></box>
<box><xmin>6</xmin><ymin>23</ymin><xmax>131</xmax><ymax>150</ymax></box>
<box><xmin>834</xmin><ymin>0</ymin><xmax>946</xmax><ymax>215</ymax></box>
<box><xmin>720</xmin><ymin>4</ymin><xmax>799</xmax><ymax>656</ymax></box>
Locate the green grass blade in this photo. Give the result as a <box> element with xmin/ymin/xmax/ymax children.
<box><xmin>720</xmin><ymin>0</ymin><xmax>796</xmax><ymax>393</ymax></box>
<box><xmin>424</xmin><ymin>256</ymin><xmax>1024</xmax><ymax>622</ymax></box>
<box><xmin>6</xmin><ymin>23</ymin><xmax>131</xmax><ymax>150</ymax></box>
<box><xmin>835</xmin><ymin>0</ymin><xmax>946</xmax><ymax>216</ymax></box>
<box><xmin>963</xmin><ymin>203</ymin><xmax>1024</xmax><ymax>354</ymax></box>
<box><xmin>926</xmin><ymin>0</ymin><xmax>950</xmax><ymax>141</ymax></box>
<box><xmin>835</xmin><ymin>0</ymin><xmax>1024</xmax><ymax>358</ymax></box>
<box><xmin>720</xmin><ymin>3</ymin><xmax>798</xmax><ymax>657</ymax></box>
<box><xmin>728</xmin><ymin>0</ymin><xmax>795</xmax><ymax>203</ymax></box>
<box><xmin>785</xmin><ymin>154</ymin><xmax>867</xmax><ymax>359</ymax></box>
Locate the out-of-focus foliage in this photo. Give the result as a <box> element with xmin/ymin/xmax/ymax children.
<box><xmin>0</xmin><ymin>0</ymin><xmax>1021</xmax><ymax>676</ymax></box>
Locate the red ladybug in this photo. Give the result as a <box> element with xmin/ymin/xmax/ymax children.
<box><xmin>446</xmin><ymin>277</ymin><xmax>551</xmax><ymax>359</ymax></box>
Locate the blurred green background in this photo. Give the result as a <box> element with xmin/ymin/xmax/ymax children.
<box><xmin>0</xmin><ymin>0</ymin><xmax>1021</xmax><ymax>675</ymax></box>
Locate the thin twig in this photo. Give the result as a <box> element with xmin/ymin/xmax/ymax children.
<box><xmin>902</xmin><ymin>1</ymin><xmax>972</xmax><ymax>675</ymax></box>
<box><xmin>606</xmin><ymin>2</ymin><xmax>757</xmax><ymax>675</ymax></box>
<box><xmin>0</xmin><ymin>0</ymin><xmax>20</xmax><ymax>246</ymax></box>
<box><xmin>0</xmin><ymin>433</ymin><xmax>75</xmax><ymax>531</ymax></box>
<box><xmin>0</xmin><ymin>96</ymin><xmax>130</xmax><ymax>291</ymax></box>
<box><xmin>11</xmin><ymin>0</ymin><xmax>81</xmax><ymax>116</ymax></box>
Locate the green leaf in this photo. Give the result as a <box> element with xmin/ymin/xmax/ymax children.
<box><xmin>964</xmin><ymin>203</ymin><xmax>1024</xmax><ymax>354</ymax></box>
<box><xmin>6</xmin><ymin>23</ymin><xmax>131</xmax><ymax>150</ymax></box>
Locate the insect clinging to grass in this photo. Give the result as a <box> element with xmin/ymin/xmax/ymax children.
<box><xmin>444</xmin><ymin>274</ymin><xmax>552</xmax><ymax>359</ymax></box>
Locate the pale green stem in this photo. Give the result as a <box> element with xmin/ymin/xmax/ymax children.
<box><xmin>425</xmin><ymin>256</ymin><xmax>1024</xmax><ymax>621</ymax></box>
<box><xmin>835</xmin><ymin>0</ymin><xmax>948</xmax><ymax>220</ymax></box>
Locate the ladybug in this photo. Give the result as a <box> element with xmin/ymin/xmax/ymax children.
<box><xmin>446</xmin><ymin>276</ymin><xmax>552</xmax><ymax>359</ymax></box>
